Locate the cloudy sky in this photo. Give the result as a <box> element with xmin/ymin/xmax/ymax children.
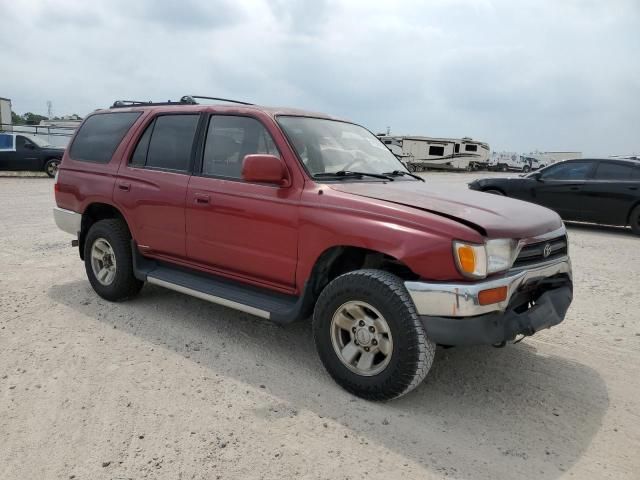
<box><xmin>1</xmin><ymin>0</ymin><xmax>638</xmax><ymax>155</ymax></box>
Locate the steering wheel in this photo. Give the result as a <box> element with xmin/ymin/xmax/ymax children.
<box><xmin>341</xmin><ymin>151</ymin><xmax>367</xmax><ymax>171</ymax></box>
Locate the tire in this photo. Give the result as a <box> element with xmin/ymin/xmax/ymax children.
<box><xmin>484</xmin><ymin>189</ymin><xmax>505</xmax><ymax>196</ymax></box>
<box><xmin>313</xmin><ymin>269</ymin><xmax>435</xmax><ymax>401</ymax></box>
<box><xmin>501</xmin><ymin>164</ymin><xmax>508</xmax><ymax>172</ymax></box>
<box><xmin>44</xmin><ymin>158</ymin><xmax>60</xmax><ymax>178</ymax></box>
<box><xmin>629</xmin><ymin>205</ymin><xmax>640</xmax><ymax>235</ymax></box>
<box><xmin>523</xmin><ymin>165</ymin><xmax>531</xmax><ymax>173</ymax></box>
<box><xmin>84</xmin><ymin>219</ymin><xmax>143</xmax><ymax>301</ymax></box>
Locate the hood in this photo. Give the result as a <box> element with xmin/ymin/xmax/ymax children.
<box><xmin>328</xmin><ymin>181</ymin><xmax>563</xmax><ymax>239</ymax></box>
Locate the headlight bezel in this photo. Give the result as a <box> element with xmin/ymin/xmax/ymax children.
<box><xmin>453</xmin><ymin>238</ymin><xmax>518</xmax><ymax>279</ymax></box>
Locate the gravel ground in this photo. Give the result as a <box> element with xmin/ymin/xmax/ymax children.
<box><xmin>0</xmin><ymin>172</ymin><xmax>638</xmax><ymax>480</ymax></box>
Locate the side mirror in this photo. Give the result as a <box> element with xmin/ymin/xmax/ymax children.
<box><xmin>241</xmin><ymin>154</ymin><xmax>289</xmax><ymax>186</ymax></box>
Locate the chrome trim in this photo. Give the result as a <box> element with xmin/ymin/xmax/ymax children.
<box><xmin>147</xmin><ymin>276</ymin><xmax>271</xmax><ymax>320</ymax></box>
<box><xmin>53</xmin><ymin>207</ymin><xmax>82</xmax><ymax>236</ymax></box>
<box><xmin>405</xmin><ymin>256</ymin><xmax>571</xmax><ymax>317</ymax></box>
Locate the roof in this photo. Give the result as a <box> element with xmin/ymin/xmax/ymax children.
<box><xmin>99</xmin><ymin>102</ymin><xmax>343</xmax><ymax>122</ymax></box>
<box><xmin>0</xmin><ymin>97</ymin><xmax>11</xmax><ymax>102</ymax></box>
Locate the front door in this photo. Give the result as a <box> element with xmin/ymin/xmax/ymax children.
<box><xmin>114</xmin><ymin>113</ymin><xmax>201</xmax><ymax>260</ymax></box>
<box><xmin>185</xmin><ymin>115</ymin><xmax>299</xmax><ymax>289</ymax></box>
<box><xmin>533</xmin><ymin>160</ymin><xmax>595</xmax><ymax>220</ymax></box>
<box><xmin>14</xmin><ymin>135</ymin><xmax>42</xmax><ymax>170</ymax></box>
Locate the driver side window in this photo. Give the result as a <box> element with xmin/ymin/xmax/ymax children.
<box><xmin>540</xmin><ymin>161</ymin><xmax>592</xmax><ymax>180</ymax></box>
<box><xmin>16</xmin><ymin>136</ymin><xmax>34</xmax><ymax>150</ymax></box>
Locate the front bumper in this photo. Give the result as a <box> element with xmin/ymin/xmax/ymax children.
<box><xmin>53</xmin><ymin>207</ymin><xmax>81</xmax><ymax>236</ymax></box>
<box><xmin>405</xmin><ymin>257</ymin><xmax>572</xmax><ymax>346</ymax></box>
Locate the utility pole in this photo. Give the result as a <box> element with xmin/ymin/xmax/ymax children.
<box><xmin>47</xmin><ymin>100</ymin><xmax>53</xmax><ymax>119</ymax></box>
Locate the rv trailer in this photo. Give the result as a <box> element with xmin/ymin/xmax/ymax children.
<box><xmin>377</xmin><ymin>135</ymin><xmax>490</xmax><ymax>171</ymax></box>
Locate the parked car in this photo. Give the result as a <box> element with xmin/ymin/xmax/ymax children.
<box><xmin>469</xmin><ymin>158</ymin><xmax>640</xmax><ymax>234</ymax></box>
<box><xmin>0</xmin><ymin>132</ymin><xmax>64</xmax><ymax>177</ymax></box>
<box><xmin>53</xmin><ymin>96</ymin><xmax>573</xmax><ymax>400</ymax></box>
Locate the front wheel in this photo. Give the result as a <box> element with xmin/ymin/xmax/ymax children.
<box><xmin>44</xmin><ymin>159</ymin><xmax>60</xmax><ymax>177</ymax></box>
<box><xmin>313</xmin><ymin>269</ymin><xmax>435</xmax><ymax>400</ymax></box>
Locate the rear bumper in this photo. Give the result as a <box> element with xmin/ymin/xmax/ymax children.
<box><xmin>405</xmin><ymin>257</ymin><xmax>572</xmax><ymax>346</ymax></box>
<box><xmin>53</xmin><ymin>207</ymin><xmax>81</xmax><ymax>236</ymax></box>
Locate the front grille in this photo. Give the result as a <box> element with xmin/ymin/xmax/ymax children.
<box><xmin>512</xmin><ymin>235</ymin><xmax>568</xmax><ymax>269</ymax></box>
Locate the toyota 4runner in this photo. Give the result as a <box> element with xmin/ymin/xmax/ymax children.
<box><xmin>53</xmin><ymin>96</ymin><xmax>573</xmax><ymax>400</ymax></box>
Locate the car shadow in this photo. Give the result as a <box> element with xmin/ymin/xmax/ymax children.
<box><xmin>565</xmin><ymin>221</ymin><xmax>634</xmax><ymax>237</ymax></box>
<box><xmin>48</xmin><ymin>281</ymin><xmax>608</xmax><ymax>480</ymax></box>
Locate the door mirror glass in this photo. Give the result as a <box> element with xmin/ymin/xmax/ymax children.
<box><xmin>242</xmin><ymin>154</ymin><xmax>289</xmax><ymax>185</ymax></box>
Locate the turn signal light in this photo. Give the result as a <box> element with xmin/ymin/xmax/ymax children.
<box><xmin>457</xmin><ymin>244</ymin><xmax>476</xmax><ymax>274</ymax></box>
<box><xmin>478</xmin><ymin>286</ymin><xmax>508</xmax><ymax>306</ymax></box>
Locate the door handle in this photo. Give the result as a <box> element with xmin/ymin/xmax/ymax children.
<box><xmin>569</xmin><ymin>186</ymin><xmax>580</xmax><ymax>191</ymax></box>
<box><xmin>194</xmin><ymin>193</ymin><xmax>210</xmax><ymax>204</ymax></box>
<box><xmin>117</xmin><ymin>182</ymin><xmax>131</xmax><ymax>192</ymax></box>
<box><xmin>628</xmin><ymin>186</ymin><xmax>638</xmax><ymax>191</ymax></box>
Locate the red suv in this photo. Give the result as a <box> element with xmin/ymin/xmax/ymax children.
<box><xmin>53</xmin><ymin>96</ymin><xmax>573</xmax><ymax>400</ymax></box>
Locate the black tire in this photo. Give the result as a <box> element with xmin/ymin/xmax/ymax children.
<box><xmin>523</xmin><ymin>165</ymin><xmax>531</xmax><ymax>173</ymax></box>
<box><xmin>629</xmin><ymin>205</ymin><xmax>640</xmax><ymax>235</ymax></box>
<box><xmin>501</xmin><ymin>164</ymin><xmax>508</xmax><ymax>172</ymax></box>
<box><xmin>313</xmin><ymin>269</ymin><xmax>435</xmax><ymax>401</ymax></box>
<box><xmin>44</xmin><ymin>158</ymin><xmax>60</xmax><ymax>178</ymax></box>
<box><xmin>84</xmin><ymin>219</ymin><xmax>143</xmax><ymax>301</ymax></box>
<box><xmin>484</xmin><ymin>189</ymin><xmax>505</xmax><ymax>196</ymax></box>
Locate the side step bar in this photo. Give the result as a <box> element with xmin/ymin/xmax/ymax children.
<box><xmin>132</xmin><ymin>243</ymin><xmax>314</xmax><ymax>324</ymax></box>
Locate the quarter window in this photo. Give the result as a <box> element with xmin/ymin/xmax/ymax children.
<box><xmin>70</xmin><ymin>112</ymin><xmax>141</xmax><ymax>163</ymax></box>
<box><xmin>202</xmin><ymin>116</ymin><xmax>279</xmax><ymax>178</ymax></box>
<box><xmin>594</xmin><ymin>161</ymin><xmax>637</xmax><ymax>180</ymax></box>
<box><xmin>0</xmin><ymin>133</ymin><xmax>14</xmax><ymax>151</ymax></box>
<box><xmin>145</xmin><ymin>115</ymin><xmax>199</xmax><ymax>171</ymax></box>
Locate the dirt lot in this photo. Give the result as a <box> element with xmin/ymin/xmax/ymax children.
<box><xmin>1</xmin><ymin>172</ymin><xmax>638</xmax><ymax>480</ymax></box>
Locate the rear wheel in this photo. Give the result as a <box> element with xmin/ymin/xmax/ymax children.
<box><xmin>313</xmin><ymin>269</ymin><xmax>435</xmax><ymax>400</ymax></box>
<box><xmin>84</xmin><ymin>219</ymin><xmax>143</xmax><ymax>301</ymax></box>
<box><xmin>523</xmin><ymin>165</ymin><xmax>531</xmax><ymax>173</ymax></box>
<box><xmin>44</xmin><ymin>159</ymin><xmax>60</xmax><ymax>177</ymax></box>
<box><xmin>629</xmin><ymin>205</ymin><xmax>640</xmax><ymax>235</ymax></box>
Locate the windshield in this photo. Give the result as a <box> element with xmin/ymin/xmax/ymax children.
<box><xmin>277</xmin><ymin>116</ymin><xmax>407</xmax><ymax>177</ymax></box>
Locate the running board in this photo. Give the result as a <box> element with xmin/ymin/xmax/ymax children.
<box><xmin>132</xmin><ymin>244</ymin><xmax>314</xmax><ymax>324</ymax></box>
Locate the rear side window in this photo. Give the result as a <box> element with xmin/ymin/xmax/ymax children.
<box><xmin>146</xmin><ymin>115</ymin><xmax>199</xmax><ymax>171</ymax></box>
<box><xmin>130</xmin><ymin>115</ymin><xmax>199</xmax><ymax>171</ymax></box>
<box><xmin>202</xmin><ymin>116</ymin><xmax>279</xmax><ymax>178</ymax></box>
<box><xmin>594</xmin><ymin>161</ymin><xmax>637</xmax><ymax>180</ymax></box>
<box><xmin>465</xmin><ymin>144</ymin><xmax>478</xmax><ymax>152</ymax></box>
<box><xmin>70</xmin><ymin>112</ymin><xmax>141</xmax><ymax>163</ymax></box>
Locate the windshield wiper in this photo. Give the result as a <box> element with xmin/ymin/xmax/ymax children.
<box><xmin>382</xmin><ymin>170</ymin><xmax>425</xmax><ymax>182</ymax></box>
<box><xmin>314</xmin><ymin>171</ymin><xmax>394</xmax><ymax>181</ymax></box>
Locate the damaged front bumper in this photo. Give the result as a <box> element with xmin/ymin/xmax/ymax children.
<box><xmin>404</xmin><ymin>257</ymin><xmax>573</xmax><ymax>346</ymax></box>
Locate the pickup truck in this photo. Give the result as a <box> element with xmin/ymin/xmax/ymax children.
<box><xmin>53</xmin><ymin>96</ymin><xmax>573</xmax><ymax>400</ymax></box>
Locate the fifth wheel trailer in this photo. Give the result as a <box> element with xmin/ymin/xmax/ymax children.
<box><xmin>0</xmin><ymin>97</ymin><xmax>12</xmax><ymax>131</ymax></box>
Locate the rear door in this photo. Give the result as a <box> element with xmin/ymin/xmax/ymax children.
<box><xmin>533</xmin><ymin>161</ymin><xmax>595</xmax><ymax>220</ymax></box>
<box><xmin>0</xmin><ymin>133</ymin><xmax>16</xmax><ymax>170</ymax></box>
<box><xmin>580</xmin><ymin>160</ymin><xmax>640</xmax><ymax>225</ymax></box>
<box><xmin>114</xmin><ymin>113</ymin><xmax>201</xmax><ymax>260</ymax></box>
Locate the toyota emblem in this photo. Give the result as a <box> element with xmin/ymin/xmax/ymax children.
<box><xmin>543</xmin><ymin>243</ymin><xmax>552</xmax><ymax>258</ymax></box>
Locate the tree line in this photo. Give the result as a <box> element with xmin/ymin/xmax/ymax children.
<box><xmin>11</xmin><ymin>111</ymin><xmax>83</xmax><ymax>125</ymax></box>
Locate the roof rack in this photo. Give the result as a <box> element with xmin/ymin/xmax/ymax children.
<box><xmin>110</xmin><ymin>95</ymin><xmax>253</xmax><ymax>109</ymax></box>
<box><xmin>180</xmin><ymin>95</ymin><xmax>253</xmax><ymax>106</ymax></box>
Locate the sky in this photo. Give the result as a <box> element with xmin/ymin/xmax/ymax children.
<box><xmin>1</xmin><ymin>0</ymin><xmax>639</xmax><ymax>155</ymax></box>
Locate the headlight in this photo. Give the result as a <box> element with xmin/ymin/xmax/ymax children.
<box><xmin>453</xmin><ymin>239</ymin><xmax>517</xmax><ymax>279</ymax></box>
